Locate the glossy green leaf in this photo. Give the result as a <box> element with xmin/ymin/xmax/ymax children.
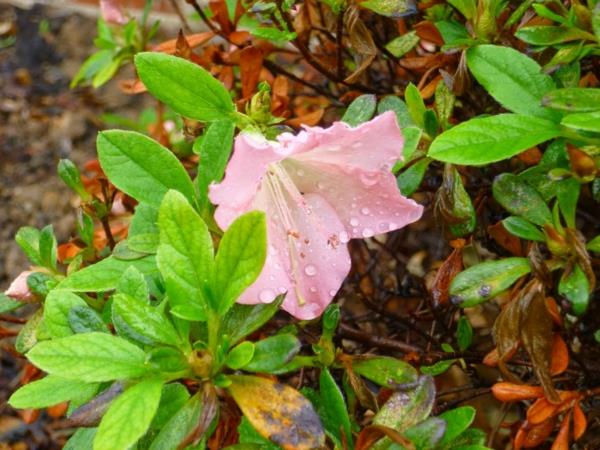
<box><xmin>438</xmin><ymin>406</ymin><xmax>476</xmax><ymax>445</ymax></box>
<box><xmin>135</xmin><ymin>52</ymin><xmax>235</xmax><ymax>122</ymax></box>
<box><xmin>319</xmin><ymin>368</ymin><xmax>353</xmax><ymax>448</ymax></box>
<box><xmin>403</xmin><ymin>417</ymin><xmax>446</xmax><ymax>449</ymax></box>
<box><xmin>117</xmin><ymin>266</ymin><xmax>149</xmax><ymax>301</ymax></box>
<box><xmin>515</xmin><ymin>26</ymin><xmax>595</xmax><ymax>45</ymax></box>
<box><xmin>449</xmin><ymin>257</ymin><xmax>532</xmax><ymax>307</ymax></box>
<box><xmin>0</xmin><ymin>293</ymin><xmax>24</xmax><ymax>314</ymax></box>
<box><xmin>69</xmin><ymin>305</ymin><xmax>108</xmax><ymax>334</ymax></box>
<box><xmin>385</xmin><ymin>31</ymin><xmax>419</xmax><ymax>58</ymax></box>
<box><xmin>404</xmin><ymin>83</ymin><xmax>426</xmax><ymax>129</ymax></box>
<box><xmin>542</xmin><ymin>87</ymin><xmax>600</xmax><ymax>112</ymax></box>
<box><xmin>9</xmin><ymin>375</ymin><xmax>98</xmax><ymax>409</ymax></box>
<box><xmin>15</xmin><ymin>226</ymin><xmax>43</xmax><ymax>266</ymax></box>
<box><xmin>64</xmin><ymin>428</ymin><xmax>96</xmax><ymax>450</ymax></box>
<box><xmin>559</xmin><ymin>264</ymin><xmax>589</xmax><ymax>315</ymax></box>
<box><xmin>226</xmin><ymin>341</ymin><xmax>256</xmax><ymax>370</ymax></box>
<box><xmin>466</xmin><ymin>45</ymin><xmax>557</xmax><ymax>120</ymax></box>
<box><xmin>397</xmin><ymin>158</ymin><xmax>430</xmax><ymax>196</ymax></box>
<box><xmin>150</xmin><ymin>383</ymin><xmax>190</xmax><ymax>430</ymax></box>
<box><xmin>556</xmin><ymin>177</ymin><xmax>580</xmax><ymax>228</ymax></box>
<box><xmin>377</xmin><ymin>95</ymin><xmax>414</xmax><ymax>128</ymax></box>
<box><xmin>44</xmin><ymin>290</ymin><xmax>88</xmax><ymax>338</ymax></box>
<box><xmin>588</xmin><ymin>235</ymin><xmax>600</xmax><ymax>253</ymax></box>
<box><xmin>493</xmin><ymin>173</ymin><xmax>552</xmax><ymax>226</ymax></box>
<box><xmin>561</xmin><ymin>111</ymin><xmax>600</xmax><ymax>132</ymax></box>
<box><xmin>237</xmin><ymin>417</ymin><xmax>281</xmax><ymax>450</ymax></box>
<box><xmin>221</xmin><ymin>297</ymin><xmax>284</xmax><ymax>345</ymax></box>
<box><xmin>342</xmin><ymin>94</ymin><xmax>377</xmax><ymax>126</ymax></box>
<box><xmin>214</xmin><ymin>211</ymin><xmax>267</xmax><ymax>314</ymax></box>
<box><xmin>149</xmin><ymin>393</ymin><xmax>204</xmax><ymax>450</ymax></box>
<box><xmin>456</xmin><ymin>316</ymin><xmax>473</xmax><ymax>351</ymax></box>
<box><xmin>27</xmin><ymin>332</ymin><xmax>149</xmax><ymax>382</ymax></box>
<box><xmin>428</xmin><ymin>114</ymin><xmax>561</xmax><ymax>165</ymax></box>
<box><xmin>157</xmin><ymin>190</ymin><xmax>214</xmax><ymax>321</ymax></box>
<box><xmin>97</xmin><ymin>130</ymin><xmax>195</xmax><ymax>207</ymax></box>
<box><xmin>244</xmin><ymin>334</ymin><xmax>301</xmax><ymax>373</ymax></box>
<box><xmin>94</xmin><ymin>377</ymin><xmax>163</xmax><ymax>450</ymax></box>
<box><xmin>351</xmin><ymin>356</ymin><xmax>417</xmax><ymax>387</ymax></box>
<box><xmin>502</xmin><ymin>216</ymin><xmax>545</xmax><ymax>242</ymax></box>
<box><xmin>420</xmin><ymin>359</ymin><xmax>456</xmax><ymax>376</ymax></box>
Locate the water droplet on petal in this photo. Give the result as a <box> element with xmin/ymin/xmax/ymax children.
<box><xmin>350</xmin><ymin>217</ymin><xmax>359</xmax><ymax>227</ymax></box>
<box><xmin>359</xmin><ymin>172</ymin><xmax>379</xmax><ymax>186</ymax></box>
<box><xmin>304</xmin><ymin>264</ymin><xmax>317</xmax><ymax>276</ymax></box>
<box><xmin>362</xmin><ymin>228</ymin><xmax>374</xmax><ymax>238</ymax></box>
<box><xmin>316</xmin><ymin>181</ymin><xmax>325</xmax><ymax>189</ymax></box>
<box><xmin>339</xmin><ymin>231</ymin><xmax>350</xmax><ymax>243</ymax></box>
<box><xmin>309</xmin><ymin>287</ymin><xmax>317</xmax><ymax>293</ymax></box>
<box><xmin>268</xmin><ymin>245</ymin><xmax>279</xmax><ymax>256</ymax></box>
<box><xmin>259</xmin><ymin>289</ymin><xmax>276</xmax><ymax>302</ymax></box>
<box><xmin>378</xmin><ymin>222</ymin><xmax>388</xmax><ymax>232</ymax></box>
<box><xmin>278</xmin><ymin>286</ymin><xmax>287</xmax><ymax>294</ymax></box>
<box><xmin>360</xmin><ymin>207</ymin><xmax>370</xmax><ymax>215</ymax></box>
<box><xmin>329</xmin><ymin>289</ymin><xmax>337</xmax><ymax>296</ymax></box>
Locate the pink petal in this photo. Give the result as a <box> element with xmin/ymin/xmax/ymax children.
<box><xmin>228</xmin><ymin>182</ymin><xmax>351</xmax><ymax>320</ymax></box>
<box><xmin>100</xmin><ymin>0</ymin><xmax>127</xmax><ymax>25</ymax></box>
<box><xmin>5</xmin><ymin>271</ymin><xmax>35</xmax><ymax>301</ymax></box>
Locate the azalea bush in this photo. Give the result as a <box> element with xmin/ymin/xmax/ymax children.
<box><xmin>3</xmin><ymin>0</ymin><xmax>600</xmax><ymax>449</ymax></box>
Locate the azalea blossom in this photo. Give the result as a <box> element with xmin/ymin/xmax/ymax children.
<box><xmin>209</xmin><ymin>111</ymin><xmax>423</xmax><ymax>319</ymax></box>
<box><xmin>5</xmin><ymin>271</ymin><xmax>35</xmax><ymax>302</ymax></box>
<box><xmin>100</xmin><ymin>0</ymin><xmax>127</xmax><ymax>25</ymax></box>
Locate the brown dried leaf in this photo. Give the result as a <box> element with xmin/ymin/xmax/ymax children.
<box><xmin>491</xmin><ymin>382</ymin><xmax>545</xmax><ymax>402</ymax></box>
<box><xmin>527</xmin><ymin>398</ymin><xmax>559</xmax><ymax>425</ymax></box>
<box><xmin>152</xmin><ymin>32</ymin><xmax>215</xmax><ymax>53</ymax></box>
<box><xmin>355</xmin><ymin>425</ymin><xmax>415</xmax><ymax>450</ymax></box>
<box><xmin>344</xmin><ymin>6</ymin><xmax>377</xmax><ymax>83</ymax></box>
<box><xmin>431</xmin><ymin>247</ymin><xmax>463</xmax><ymax>307</ymax></box>
<box><xmin>489</xmin><ymin>221</ymin><xmax>522</xmax><ymax>256</ymax></box>
<box><xmin>550</xmin><ymin>412</ymin><xmax>571</xmax><ymax>450</ymax></box>
<box><xmin>550</xmin><ymin>334</ymin><xmax>569</xmax><ymax>376</ymax></box>
<box><xmin>240</xmin><ymin>46</ymin><xmax>264</xmax><ymax>98</ymax></box>
<box><xmin>522</xmin><ymin>417</ymin><xmax>556</xmax><ymax>448</ymax></box>
<box><xmin>227</xmin><ymin>375</ymin><xmax>325</xmax><ymax>450</ymax></box>
<box><xmin>572</xmin><ymin>401</ymin><xmax>587</xmax><ymax>440</ymax></box>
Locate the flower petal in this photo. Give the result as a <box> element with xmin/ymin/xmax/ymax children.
<box><xmin>100</xmin><ymin>0</ymin><xmax>127</xmax><ymax>25</ymax></box>
<box><xmin>5</xmin><ymin>271</ymin><xmax>35</xmax><ymax>302</ymax></box>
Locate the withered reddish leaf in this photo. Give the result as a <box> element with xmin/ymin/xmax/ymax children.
<box><xmin>493</xmin><ymin>295</ymin><xmax>521</xmax><ymax>373</ymax></box>
<box><xmin>47</xmin><ymin>402</ymin><xmax>68</xmax><ymax>419</ymax></box>
<box><xmin>227</xmin><ymin>375</ymin><xmax>324</xmax><ymax>450</ymax></box>
<box><xmin>527</xmin><ymin>398</ymin><xmax>559</xmax><ymax>425</ymax></box>
<box><xmin>572</xmin><ymin>401</ymin><xmax>587</xmax><ymax>440</ymax></box>
<box><xmin>20</xmin><ymin>409</ymin><xmax>40</xmax><ymax>424</ymax></box>
<box><xmin>488</xmin><ymin>221</ymin><xmax>522</xmax><ymax>256</ymax></box>
<box><xmin>118</xmin><ymin>79</ymin><xmax>147</xmax><ymax>94</ymax></box>
<box><xmin>491</xmin><ymin>382</ymin><xmax>545</xmax><ymax>402</ymax></box>
<box><xmin>545</xmin><ymin>297</ymin><xmax>562</xmax><ymax>326</ymax></box>
<box><xmin>550</xmin><ymin>412</ymin><xmax>571</xmax><ymax>450</ymax></box>
<box><xmin>431</xmin><ymin>247</ymin><xmax>463</xmax><ymax>307</ymax></box>
<box><xmin>344</xmin><ymin>362</ymin><xmax>379</xmax><ymax>411</ymax></box>
<box><xmin>567</xmin><ymin>144</ymin><xmax>597</xmax><ymax>179</ymax></box>
<box><xmin>229</xmin><ymin>31</ymin><xmax>252</xmax><ymax>46</ymax></box>
<box><xmin>286</xmin><ymin>109</ymin><xmax>324</xmax><ymax>128</ymax></box>
<box><xmin>514</xmin><ymin>425</ymin><xmax>526</xmax><ymax>450</ymax></box>
<box><xmin>344</xmin><ymin>6</ymin><xmax>377</xmax><ymax>83</ymax></box>
<box><xmin>240</xmin><ymin>46</ymin><xmax>264</xmax><ymax>99</ymax></box>
<box><xmin>414</xmin><ymin>21</ymin><xmax>443</xmax><ymax>45</ymax></box>
<box><xmin>516</xmin><ymin>147</ymin><xmax>542</xmax><ymax>165</ymax></box>
<box><xmin>520</xmin><ymin>281</ymin><xmax>560</xmax><ymax>403</ymax></box>
<box><xmin>355</xmin><ymin>424</ymin><xmax>415</xmax><ymax>450</ymax></box>
<box><xmin>522</xmin><ymin>417</ymin><xmax>556</xmax><ymax>448</ymax></box>
<box><xmin>419</xmin><ymin>74</ymin><xmax>442</xmax><ymax>100</ymax></box>
<box><xmin>180</xmin><ymin>384</ymin><xmax>219</xmax><ymax>448</ymax></box>
<box><xmin>550</xmin><ymin>334</ymin><xmax>569</xmax><ymax>376</ymax></box>
<box><xmin>152</xmin><ymin>32</ymin><xmax>215</xmax><ymax>54</ymax></box>
<box><xmin>64</xmin><ymin>382</ymin><xmax>124</xmax><ymax>427</ymax></box>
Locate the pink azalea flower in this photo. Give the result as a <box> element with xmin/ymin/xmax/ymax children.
<box><xmin>100</xmin><ymin>0</ymin><xmax>127</xmax><ymax>25</ymax></box>
<box><xmin>5</xmin><ymin>271</ymin><xmax>35</xmax><ymax>302</ymax></box>
<box><xmin>209</xmin><ymin>112</ymin><xmax>423</xmax><ymax>319</ymax></box>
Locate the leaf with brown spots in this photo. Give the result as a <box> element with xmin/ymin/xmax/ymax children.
<box><xmin>227</xmin><ymin>375</ymin><xmax>325</xmax><ymax>450</ymax></box>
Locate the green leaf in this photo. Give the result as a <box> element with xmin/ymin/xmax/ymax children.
<box><xmin>588</xmin><ymin>235</ymin><xmax>600</xmax><ymax>253</ymax></box>
<box><xmin>94</xmin><ymin>377</ymin><xmax>163</xmax><ymax>450</ymax></box>
<box><xmin>226</xmin><ymin>341</ymin><xmax>256</xmax><ymax>370</ymax></box>
<box><xmin>57</xmin><ymin>256</ymin><xmax>158</xmax><ymax>292</ymax></box>
<box><xmin>515</xmin><ymin>26</ymin><xmax>595</xmax><ymax>45</ymax></box>
<box><xmin>360</xmin><ymin>0</ymin><xmax>416</xmax><ymax>18</ymax></box>
<box><xmin>112</xmin><ymin>293</ymin><xmax>181</xmax><ymax>347</ymax></box>
<box><xmin>15</xmin><ymin>226</ymin><xmax>42</xmax><ymax>266</ymax></box>
<box><xmin>151</xmin><ymin>383</ymin><xmax>190</xmax><ymax>430</ymax></box>
<box><xmin>385</xmin><ymin>31</ymin><xmax>419</xmax><ymax>57</ymax></box>
<box><xmin>157</xmin><ymin>190</ymin><xmax>214</xmax><ymax>321</ymax></box>
<box><xmin>502</xmin><ymin>216</ymin><xmax>545</xmax><ymax>242</ymax></box>
<box><xmin>64</xmin><ymin>428</ymin><xmax>97</xmax><ymax>450</ymax></box>
<box><xmin>420</xmin><ymin>359</ymin><xmax>456</xmax><ymax>376</ymax></box>
<box><xmin>135</xmin><ymin>52</ymin><xmax>235</xmax><ymax>122</ymax></box>
<box><xmin>352</xmin><ymin>356</ymin><xmax>417</xmax><ymax>388</ymax></box>
<box><xmin>561</xmin><ymin>111</ymin><xmax>600</xmax><ymax>132</ymax></box>
<box><xmin>149</xmin><ymin>393</ymin><xmax>203</xmax><ymax>450</ymax></box>
<box><xmin>404</xmin><ymin>83</ymin><xmax>426</xmax><ymax>129</ymax></box>
<box><xmin>97</xmin><ymin>130</ymin><xmax>195</xmax><ymax>207</ymax></box>
<box><xmin>319</xmin><ymin>368</ymin><xmax>353</xmax><ymax>448</ymax></box>
<box><xmin>221</xmin><ymin>297</ymin><xmax>284</xmax><ymax>345</ymax></box>
<box><xmin>456</xmin><ymin>316</ymin><xmax>473</xmax><ymax>351</ymax></box>
<box><xmin>342</xmin><ymin>94</ymin><xmax>377</xmax><ymax>127</ymax></box>
<box><xmin>9</xmin><ymin>375</ymin><xmax>98</xmax><ymax>409</ymax></box>
<box><xmin>117</xmin><ymin>266</ymin><xmax>149</xmax><ymax>301</ymax></box>
<box><xmin>214</xmin><ymin>211</ymin><xmax>267</xmax><ymax>315</ymax></box>
<box><xmin>428</xmin><ymin>114</ymin><xmax>561</xmax><ymax>165</ymax></box>
<box><xmin>397</xmin><ymin>158</ymin><xmax>431</xmax><ymax>196</ymax></box>
<box><xmin>449</xmin><ymin>257</ymin><xmax>532</xmax><ymax>307</ymax></box>
<box><xmin>556</xmin><ymin>177</ymin><xmax>580</xmax><ymax>228</ymax></box>
<box><xmin>44</xmin><ymin>290</ymin><xmax>88</xmax><ymax>338</ymax></box>
<box><xmin>39</xmin><ymin>225</ymin><xmax>57</xmax><ymax>270</ymax></box>
<box><xmin>493</xmin><ymin>174</ymin><xmax>552</xmax><ymax>226</ymax></box>
<box><xmin>377</xmin><ymin>95</ymin><xmax>414</xmax><ymax>128</ymax></box>
<box><xmin>559</xmin><ymin>264</ymin><xmax>589</xmax><ymax>315</ymax></box>
<box><xmin>244</xmin><ymin>334</ymin><xmax>301</xmax><ymax>373</ymax></box>
<box><xmin>15</xmin><ymin>308</ymin><xmax>44</xmax><ymax>353</ymax></box>
<box><xmin>438</xmin><ymin>406</ymin><xmax>476</xmax><ymax>446</ymax></box>
<box><xmin>0</xmin><ymin>293</ymin><xmax>24</xmax><ymax>314</ymax></box>
<box><xmin>448</xmin><ymin>0</ymin><xmax>476</xmax><ymax>19</ymax></box>
<box><xmin>466</xmin><ymin>45</ymin><xmax>557</xmax><ymax>120</ymax></box>
<box><xmin>542</xmin><ymin>87</ymin><xmax>600</xmax><ymax>112</ymax></box>
<box><xmin>238</xmin><ymin>417</ymin><xmax>282</xmax><ymax>450</ymax></box>
<box><xmin>69</xmin><ymin>305</ymin><xmax>108</xmax><ymax>334</ymax></box>
<box><xmin>403</xmin><ymin>417</ymin><xmax>446</xmax><ymax>449</ymax></box>
<box><xmin>194</xmin><ymin>120</ymin><xmax>236</xmax><ymax>213</ymax></box>
<box><xmin>27</xmin><ymin>332</ymin><xmax>149</xmax><ymax>382</ymax></box>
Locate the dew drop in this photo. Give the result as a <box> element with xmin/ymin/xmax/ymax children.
<box><xmin>339</xmin><ymin>231</ymin><xmax>350</xmax><ymax>243</ymax></box>
<box><xmin>268</xmin><ymin>245</ymin><xmax>279</xmax><ymax>256</ymax></box>
<box><xmin>378</xmin><ymin>222</ymin><xmax>388</xmax><ymax>232</ymax></box>
<box><xmin>304</xmin><ymin>264</ymin><xmax>317</xmax><ymax>276</ymax></box>
<box><xmin>360</xmin><ymin>172</ymin><xmax>379</xmax><ymax>186</ymax></box>
<box><xmin>360</xmin><ymin>207</ymin><xmax>370</xmax><ymax>215</ymax></box>
<box><xmin>309</xmin><ymin>287</ymin><xmax>317</xmax><ymax>293</ymax></box>
<box><xmin>389</xmin><ymin>222</ymin><xmax>398</xmax><ymax>230</ymax></box>
<box><xmin>259</xmin><ymin>289</ymin><xmax>276</xmax><ymax>302</ymax></box>
<box><xmin>329</xmin><ymin>289</ymin><xmax>337</xmax><ymax>296</ymax></box>
<box><xmin>362</xmin><ymin>228</ymin><xmax>374</xmax><ymax>238</ymax></box>
<box><xmin>278</xmin><ymin>286</ymin><xmax>287</xmax><ymax>294</ymax></box>
<box><xmin>350</xmin><ymin>217</ymin><xmax>359</xmax><ymax>227</ymax></box>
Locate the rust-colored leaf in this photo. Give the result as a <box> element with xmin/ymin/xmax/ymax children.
<box><xmin>550</xmin><ymin>412</ymin><xmax>571</xmax><ymax>450</ymax></box>
<box><xmin>545</xmin><ymin>297</ymin><xmax>562</xmax><ymax>326</ymax></box>
<box><xmin>522</xmin><ymin>417</ymin><xmax>556</xmax><ymax>448</ymax></box>
<box><xmin>550</xmin><ymin>334</ymin><xmax>569</xmax><ymax>376</ymax></box>
<box><xmin>286</xmin><ymin>109</ymin><xmax>324</xmax><ymax>128</ymax></box>
<box><xmin>152</xmin><ymin>32</ymin><xmax>215</xmax><ymax>54</ymax></box>
<box><xmin>489</xmin><ymin>221</ymin><xmax>522</xmax><ymax>256</ymax></box>
<box><xmin>572</xmin><ymin>401</ymin><xmax>587</xmax><ymax>440</ymax></box>
<box><xmin>516</xmin><ymin>147</ymin><xmax>542</xmax><ymax>165</ymax></box>
<box><xmin>491</xmin><ymin>382</ymin><xmax>545</xmax><ymax>402</ymax></box>
<box><xmin>47</xmin><ymin>402</ymin><xmax>69</xmax><ymax>419</ymax></box>
<box><xmin>355</xmin><ymin>424</ymin><xmax>415</xmax><ymax>450</ymax></box>
<box><xmin>20</xmin><ymin>409</ymin><xmax>40</xmax><ymax>424</ymax></box>
<box><xmin>239</xmin><ymin>46</ymin><xmax>264</xmax><ymax>99</ymax></box>
<box><xmin>413</xmin><ymin>21</ymin><xmax>443</xmax><ymax>46</ymax></box>
<box><xmin>227</xmin><ymin>375</ymin><xmax>325</xmax><ymax>450</ymax></box>
<box><xmin>514</xmin><ymin>424</ymin><xmax>526</xmax><ymax>450</ymax></box>
<box><xmin>431</xmin><ymin>246</ymin><xmax>463</xmax><ymax>307</ymax></box>
<box><xmin>527</xmin><ymin>398</ymin><xmax>559</xmax><ymax>425</ymax></box>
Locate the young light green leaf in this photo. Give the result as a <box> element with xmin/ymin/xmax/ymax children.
<box><xmin>226</xmin><ymin>341</ymin><xmax>256</xmax><ymax>370</ymax></box>
<box><xmin>588</xmin><ymin>235</ymin><xmax>600</xmax><ymax>253</ymax></box>
<box><xmin>420</xmin><ymin>359</ymin><xmax>456</xmax><ymax>376</ymax></box>
<box><xmin>319</xmin><ymin>368</ymin><xmax>353</xmax><ymax>448</ymax></box>
<box><xmin>385</xmin><ymin>31</ymin><xmax>419</xmax><ymax>58</ymax></box>
<box><xmin>135</xmin><ymin>52</ymin><xmax>235</xmax><ymax>122</ymax></box>
<box><xmin>428</xmin><ymin>114</ymin><xmax>561</xmax><ymax>165</ymax></box>
<box><xmin>515</xmin><ymin>26</ymin><xmax>595</xmax><ymax>46</ymax></box>
<box><xmin>561</xmin><ymin>111</ymin><xmax>600</xmax><ymax>133</ymax></box>
<box><xmin>112</xmin><ymin>293</ymin><xmax>181</xmax><ymax>347</ymax></box>
<box><xmin>15</xmin><ymin>308</ymin><xmax>44</xmax><ymax>354</ymax></box>
<box><xmin>117</xmin><ymin>266</ymin><xmax>149</xmax><ymax>301</ymax></box>
<box><xmin>360</xmin><ymin>0</ymin><xmax>416</xmax><ymax>18</ymax></box>
<box><xmin>404</xmin><ymin>83</ymin><xmax>426</xmax><ymax>129</ymax></box>
<box><xmin>39</xmin><ymin>225</ymin><xmax>57</xmax><ymax>270</ymax></box>
<box><xmin>214</xmin><ymin>211</ymin><xmax>267</xmax><ymax>315</ymax></box>
<box><xmin>542</xmin><ymin>87</ymin><xmax>600</xmax><ymax>112</ymax></box>
<box><xmin>449</xmin><ymin>258</ymin><xmax>532</xmax><ymax>307</ymax></box>
<box><xmin>27</xmin><ymin>332</ymin><xmax>149</xmax><ymax>382</ymax></box>
<box><xmin>438</xmin><ymin>406</ymin><xmax>476</xmax><ymax>445</ymax></box>
<box><xmin>194</xmin><ymin>120</ymin><xmax>236</xmax><ymax>213</ymax></box>
<box><xmin>94</xmin><ymin>377</ymin><xmax>164</xmax><ymax>450</ymax></box>
<box><xmin>342</xmin><ymin>94</ymin><xmax>377</xmax><ymax>127</ymax></box>
<box><xmin>15</xmin><ymin>226</ymin><xmax>43</xmax><ymax>266</ymax></box>
<box><xmin>502</xmin><ymin>216</ymin><xmax>546</xmax><ymax>242</ymax></box>
<box><xmin>244</xmin><ymin>334</ymin><xmax>301</xmax><ymax>373</ymax></box>
<box><xmin>97</xmin><ymin>130</ymin><xmax>195</xmax><ymax>207</ymax></box>
<box><xmin>9</xmin><ymin>375</ymin><xmax>99</xmax><ymax>409</ymax></box>
<box><xmin>0</xmin><ymin>293</ymin><xmax>24</xmax><ymax>314</ymax></box>
<box><xmin>57</xmin><ymin>256</ymin><xmax>158</xmax><ymax>292</ymax></box>
<box><xmin>493</xmin><ymin>174</ymin><xmax>552</xmax><ymax>226</ymax></box>
<box><xmin>466</xmin><ymin>45</ymin><xmax>557</xmax><ymax>120</ymax></box>
<box><xmin>44</xmin><ymin>290</ymin><xmax>88</xmax><ymax>338</ymax></box>
<box><xmin>377</xmin><ymin>95</ymin><xmax>414</xmax><ymax>128</ymax></box>
<box><xmin>559</xmin><ymin>264</ymin><xmax>590</xmax><ymax>315</ymax></box>
<box><xmin>157</xmin><ymin>190</ymin><xmax>214</xmax><ymax>321</ymax></box>
<box><xmin>456</xmin><ymin>316</ymin><xmax>473</xmax><ymax>351</ymax></box>
<box><xmin>69</xmin><ymin>305</ymin><xmax>108</xmax><ymax>334</ymax></box>
<box><xmin>150</xmin><ymin>383</ymin><xmax>190</xmax><ymax>430</ymax></box>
